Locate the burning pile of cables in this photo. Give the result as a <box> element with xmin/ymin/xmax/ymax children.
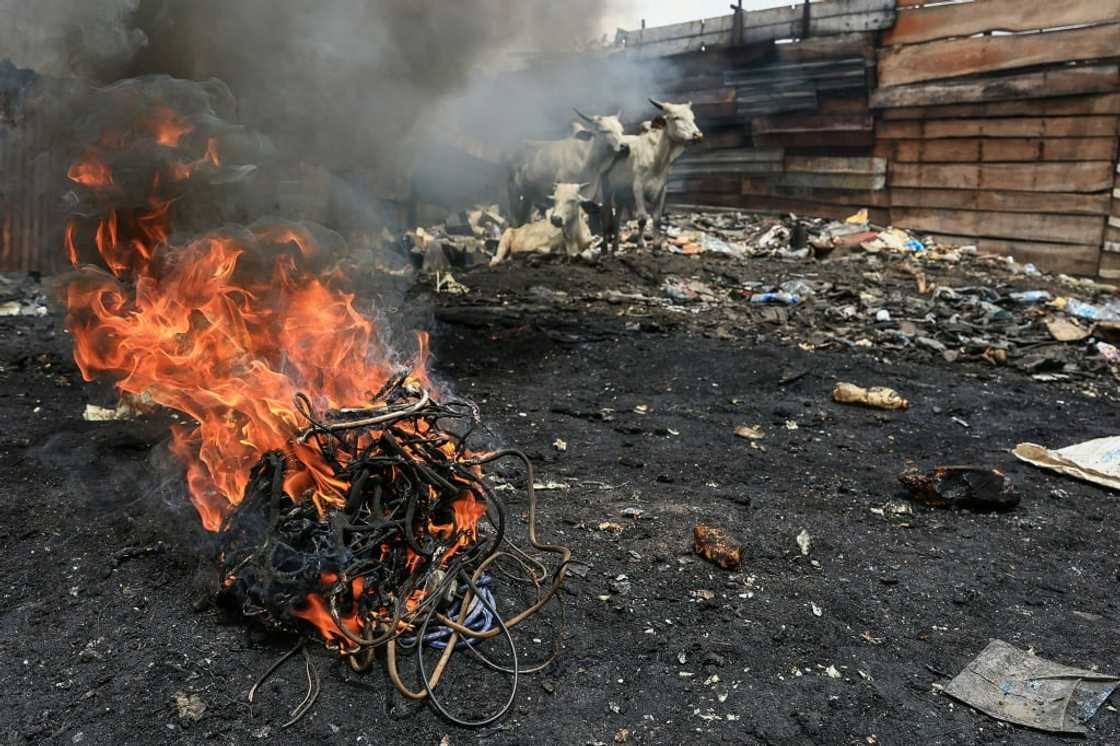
<box><xmin>59</xmin><ymin>76</ymin><xmax>571</xmax><ymax>726</ymax></box>
<box><xmin>219</xmin><ymin>374</ymin><xmax>571</xmax><ymax>725</ymax></box>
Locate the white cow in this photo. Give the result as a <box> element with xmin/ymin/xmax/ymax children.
<box><xmin>506</xmin><ymin>111</ymin><xmax>628</xmax><ymax>227</ymax></box>
<box><xmin>601</xmin><ymin>99</ymin><xmax>703</xmax><ymax>252</ymax></box>
<box><xmin>490</xmin><ymin>182</ymin><xmax>595</xmax><ymax>266</ymax></box>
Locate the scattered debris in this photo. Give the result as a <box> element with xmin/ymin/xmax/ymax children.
<box><xmin>899</xmin><ymin>466</ymin><xmax>1019</xmax><ymax>512</ymax></box>
<box><xmin>750</xmin><ymin>290</ymin><xmax>800</xmax><ymax>305</ymax></box>
<box><xmin>734</xmin><ymin>425</ymin><xmax>765</xmax><ymax>440</ymax></box>
<box><xmin>796</xmin><ymin>529</ymin><xmax>812</xmax><ymax>556</ymax></box>
<box><xmin>434</xmin><ymin>271</ymin><xmax>470</xmax><ymax>295</ymax></box>
<box><xmin>174</xmin><ymin>691</ymin><xmax>206</xmax><ymax>722</ymax></box>
<box><xmin>832</xmin><ymin>383</ymin><xmax>909</xmax><ymax>411</ymax></box>
<box><xmin>82</xmin><ymin>395</ymin><xmax>147</xmax><ymax>422</ymax></box>
<box><xmin>944</xmin><ymin>640</ymin><xmax>1119</xmax><ymax>734</ymax></box>
<box><xmin>1044</xmin><ymin>317</ymin><xmax>1090</xmax><ymax>342</ymax></box>
<box><xmin>553</xmin><ymin>438</ymin><xmax>568</xmax><ymax>452</ymax></box>
<box><xmin>1014</xmin><ymin>436</ymin><xmax>1120</xmax><ymax>491</ymax></box>
<box><xmin>1098</xmin><ymin>342</ymin><xmax>1120</xmax><ymax>379</ymax></box>
<box><xmin>1066</xmin><ymin>298</ymin><xmax>1120</xmax><ymax>323</ymax></box>
<box><xmin>692</xmin><ymin>524</ymin><xmax>742</xmax><ymax>570</ymax></box>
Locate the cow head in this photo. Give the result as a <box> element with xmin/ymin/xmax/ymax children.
<box><xmin>550</xmin><ymin>182</ymin><xmax>593</xmax><ymax>231</ymax></box>
<box><xmin>648</xmin><ymin>99</ymin><xmax>704</xmax><ymax>144</ymax></box>
<box><xmin>574</xmin><ymin>108</ymin><xmax>630</xmax><ymax>156</ymax></box>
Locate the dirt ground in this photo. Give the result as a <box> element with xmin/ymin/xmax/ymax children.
<box><xmin>2</xmin><ymin>242</ymin><xmax>1119</xmax><ymax>745</ymax></box>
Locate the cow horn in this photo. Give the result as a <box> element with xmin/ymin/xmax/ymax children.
<box><xmin>573</xmin><ymin>107</ymin><xmax>595</xmax><ymax>124</ymax></box>
<box><xmin>648</xmin><ymin>98</ymin><xmax>666</xmax><ymax>111</ymax></box>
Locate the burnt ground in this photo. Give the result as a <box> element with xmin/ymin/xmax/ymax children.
<box><xmin>2</xmin><ymin>243</ymin><xmax>1120</xmax><ymax>746</ymax></box>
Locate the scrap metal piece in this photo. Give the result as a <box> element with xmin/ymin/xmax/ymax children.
<box><xmin>944</xmin><ymin>639</ymin><xmax>1119</xmax><ymax>734</ymax></box>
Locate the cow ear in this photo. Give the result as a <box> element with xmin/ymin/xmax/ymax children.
<box><xmin>574</xmin><ymin>128</ymin><xmax>594</xmax><ymax>141</ymax></box>
<box><xmin>651</xmin><ymin>116</ymin><xmax>667</xmax><ymax>130</ymax></box>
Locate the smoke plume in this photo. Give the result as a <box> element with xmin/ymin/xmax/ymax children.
<box><xmin>3</xmin><ymin>0</ymin><xmax>666</xmax><ymax>257</ymax></box>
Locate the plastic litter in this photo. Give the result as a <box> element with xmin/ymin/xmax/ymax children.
<box><xmin>1014</xmin><ymin>435</ymin><xmax>1120</xmax><ymax>491</ymax></box>
<box><xmin>944</xmin><ymin>639</ymin><xmax>1119</xmax><ymax>734</ymax></box>
<box><xmin>832</xmin><ymin>382</ymin><xmax>908</xmax><ymax>411</ymax></box>
<box><xmin>1008</xmin><ymin>290</ymin><xmax>1051</xmax><ymax>303</ymax></box>
<box><xmin>750</xmin><ymin>291</ymin><xmax>799</xmax><ymax>305</ymax></box>
<box><xmin>1098</xmin><ymin>341</ymin><xmax>1120</xmax><ymax>376</ymax></box>
<box><xmin>845</xmin><ymin>208</ymin><xmax>869</xmax><ymax>225</ymax></box>
<box><xmin>779</xmin><ymin>279</ymin><xmax>814</xmax><ymax>299</ymax></box>
<box><xmin>1066</xmin><ymin>298</ymin><xmax>1120</xmax><ymax>322</ymax></box>
<box><xmin>699</xmin><ymin>233</ymin><xmax>744</xmax><ymax>256</ymax></box>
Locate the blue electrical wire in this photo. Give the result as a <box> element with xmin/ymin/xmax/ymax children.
<box><xmin>401</xmin><ymin>574</ymin><xmax>496</xmax><ymax>650</ymax></box>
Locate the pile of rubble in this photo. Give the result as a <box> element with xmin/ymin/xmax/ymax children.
<box><xmin>655</xmin><ymin>209</ymin><xmax>1120</xmax><ymax>385</ymax></box>
<box><xmin>381</xmin><ymin>205</ymin><xmax>506</xmax><ymax>275</ymax></box>
<box><xmin>0</xmin><ymin>273</ymin><xmax>48</xmax><ymax>318</ymax></box>
<box><xmin>368</xmin><ymin>204</ymin><xmax>1120</xmax><ymax>386</ymax></box>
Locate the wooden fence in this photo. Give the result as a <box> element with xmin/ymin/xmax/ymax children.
<box><xmin>641</xmin><ymin>0</ymin><xmax>1120</xmax><ymax>277</ymax></box>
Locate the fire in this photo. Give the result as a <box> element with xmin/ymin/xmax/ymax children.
<box><xmin>61</xmin><ymin>91</ymin><xmax>412</xmax><ymax>532</ymax></box>
<box><xmin>149</xmin><ymin>105</ymin><xmax>193</xmax><ymax>147</ymax></box>
<box><xmin>67</xmin><ymin>151</ymin><xmax>113</xmax><ymax>187</ymax></box>
<box><xmin>66</xmin><ymin>229</ymin><xmax>400</xmax><ymax>529</ymax></box>
<box><xmin>60</xmin><ymin>80</ymin><xmax>572</xmax><ymax>721</ymax></box>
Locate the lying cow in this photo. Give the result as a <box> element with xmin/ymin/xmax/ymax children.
<box><xmin>601</xmin><ymin>99</ymin><xmax>703</xmax><ymax>252</ymax></box>
<box><xmin>490</xmin><ymin>183</ymin><xmax>595</xmax><ymax>266</ymax></box>
<box><xmin>506</xmin><ymin>110</ymin><xmax>628</xmax><ymax>227</ymax></box>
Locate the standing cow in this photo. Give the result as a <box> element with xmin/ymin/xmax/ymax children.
<box><xmin>506</xmin><ymin>110</ymin><xmax>628</xmax><ymax>227</ymax></box>
<box><xmin>600</xmin><ymin>99</ymin><xmax>703</xmax><ymax>252</ymax></box>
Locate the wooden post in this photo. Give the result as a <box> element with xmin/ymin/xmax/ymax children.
<box><xmin>730</xmin><ymin>0</ymin><xmax>743</xmax><ymax>46</ymax></box>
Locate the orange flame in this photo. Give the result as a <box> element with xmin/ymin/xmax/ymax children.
<box><xmin>66</xmin><ymin>228</ymin><xmax>402</xmax><ymax>529</ymax></box>
<box><xmin>149</xmin><ymin>106</ymin><xmax>193</xmax><ymax>147</ymax></box>
<box><xmin>61</xmin><ymin>93</ymin><xmax>479</xmax><ymax>597</ymax></box>
<box><xmin>67</xmin><ymin>151</ymin><xmax>113</xmax><ymax>187</ymax></box>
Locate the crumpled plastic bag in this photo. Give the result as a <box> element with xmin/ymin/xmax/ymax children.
<box><xmin>945</xmin><ymin>640</ymin><xmax>1119</xmax><ymax>734</ymax></box>
<box><xmin>1013</xmin><ymin>435</ymin><xmax>1120</xmax><ymax>490</ymax></box>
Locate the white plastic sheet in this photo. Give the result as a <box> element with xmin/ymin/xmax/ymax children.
<box><xmin>1013</xmin><ymin>436</ymin><xmax>1120</xmax><ymax>490</ymax></box>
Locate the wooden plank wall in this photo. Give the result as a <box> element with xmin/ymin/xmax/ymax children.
<box><xmin>633</xmin><ymin>0</ymin><xmax>1120</xmax><ymax>275</ymax></box>
<box><xmin>659</xmin><ymin>26</ymin><xmax>893</xmax><ymax>225</ymax></box>
<box><xmin>874</xmin><ymin>0</ymin><xmax>1120</xmax><ymax>275</ymax></box>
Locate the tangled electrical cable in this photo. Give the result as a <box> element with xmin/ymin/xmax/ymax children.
<box><xmin>217</xmin><ymin>371</ymin><xmax>572</xmax><ymax>726</ymax></box>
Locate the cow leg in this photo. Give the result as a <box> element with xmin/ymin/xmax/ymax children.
<box><xmin>632</xmin><ymin>181</ymin><xmax>650</xmax><ymax>244</ymax></box>
<box><xmin>650</xmin><ymin>185</ymin><xmax>669</xmax><ymax>244</ymax></box>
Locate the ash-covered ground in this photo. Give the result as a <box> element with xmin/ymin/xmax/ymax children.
<box><xmin>2</xmin><ymin>217</ymin><xmax>1119</xmax><ymax>745</ymax></box>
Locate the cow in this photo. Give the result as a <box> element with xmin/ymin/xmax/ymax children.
<box><xmin>506</xmin><ymin>110</ymin><xmax>628</xmax><ymax>228</ymax></box>
<box><xmin>600</xmin><ymin>99</ymin><xmax>703</xmax><ymax>253</ymax></box>
<box><xmin>490</xmin><ymin>182</ymin><xmax>596</xmax><ymax>266</ymax></box>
